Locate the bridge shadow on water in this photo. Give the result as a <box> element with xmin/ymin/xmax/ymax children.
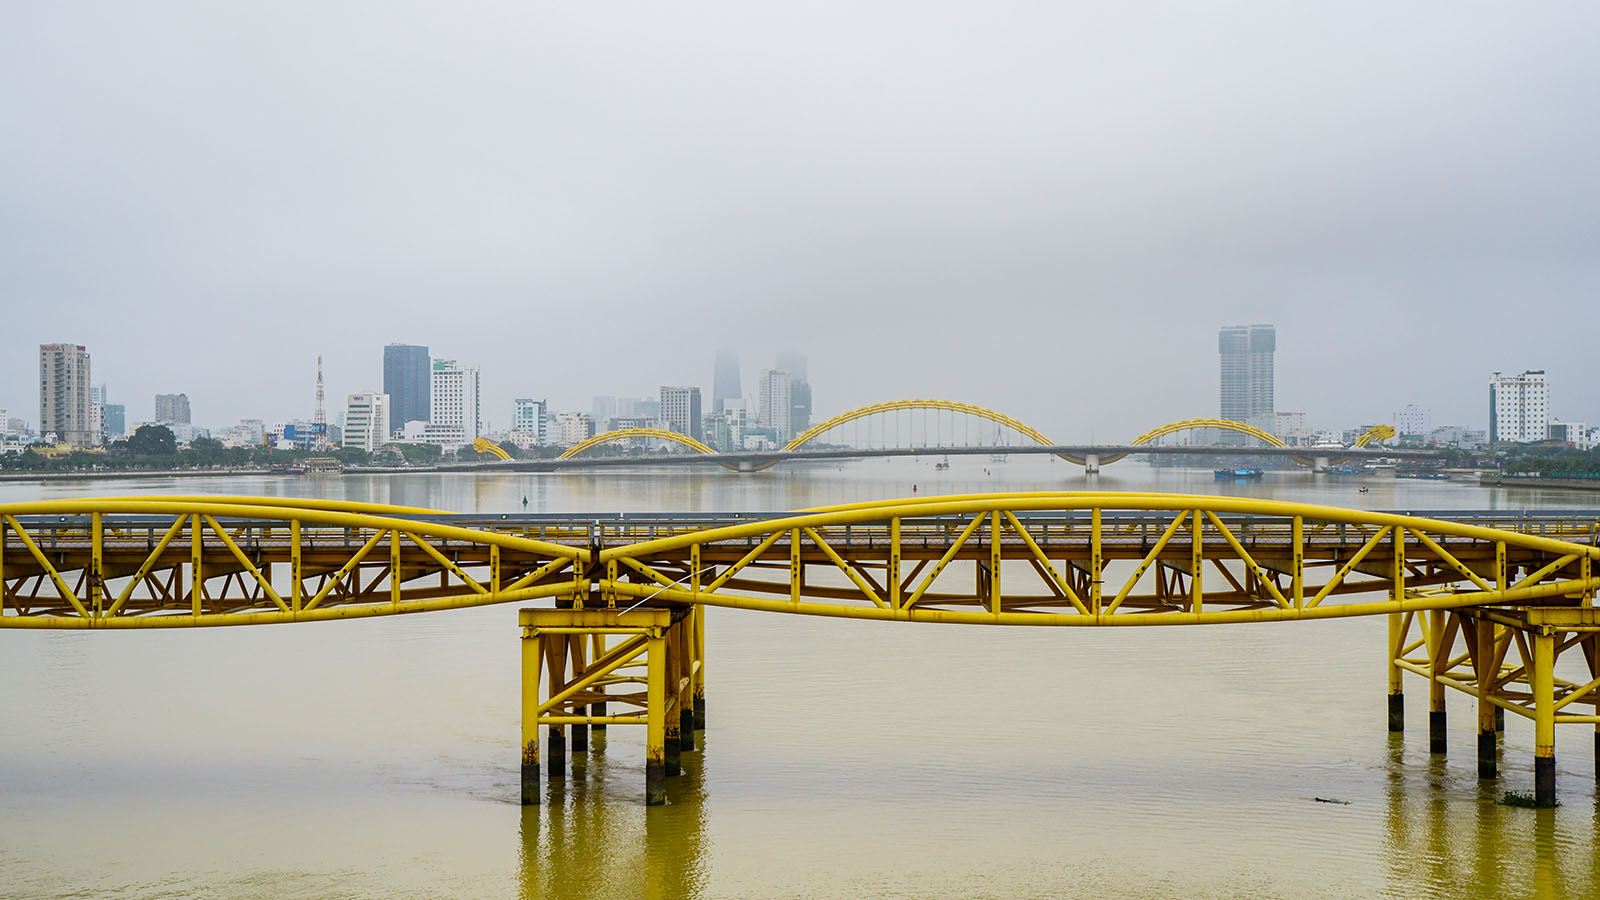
<box><xmin>518</xmin><ymin>728</ymin><xmax>709</xmax><ymax>900</ymax></box>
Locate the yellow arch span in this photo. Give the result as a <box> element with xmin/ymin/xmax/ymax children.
<box><xmin>559</xmin><ymin>428</ymin><xmax>718</xmax><ymax>460</ymax></box>
<box><xmin>472</xmin><ymin>438</ymin><xmax>512</xmax><ymax>460</ymax></box>
<box><xmin>784</xmin><ymin>399</ymin><xmax>1057</xmax><ymax>452</ymax></box>
<box><xmin>1129</xmin><ymin>418</ymin><xmax>1287</xmax><ymax>448</ymax></box>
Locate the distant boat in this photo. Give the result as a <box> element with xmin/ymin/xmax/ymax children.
<box><xmin>1214</xmin><ymin>467</ymin><xmax>1263</xmax><ymax>480</ymax></box>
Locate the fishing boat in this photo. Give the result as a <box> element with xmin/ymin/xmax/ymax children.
<box><xmin>1213</xmin><ymin>467</ymin><xmax>1263</xmax><ymax>480</ymax></box>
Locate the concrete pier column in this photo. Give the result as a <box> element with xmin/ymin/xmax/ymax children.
<box><xmin>1314</xmin><ymin>456</ymin><xmax>1331</xmax><ymax>473</ymax></box>
<box><xmin>1387</xmin><ymin>612</ymin><xmax>1404</xmax><ymax>732</ymax></box>
<box><xmin>1429</xmin><ymin>613</ymin><xmax>1447</xmax><ymax>754</ymax></box>
<box><xmin>1533</xmin><ymin>632</ymin><xmax>1556</xmax><ymax>807</ymax></box>
<box><xmin>679</xmin><ymin>707</ymin><xmax>695</xmax><ymax>752</ymax></box>
<box><xmin>646</xmin><ymin>630</ymin><xmax>667</xmax><ymax>805</ymax></box>
<box><xmin>1083</xmin><ymin>454</ymin><xmax>1099</xmax><ymax>475</ymax></box>
<box><xmin>521</xmin><ymin>628</ymin><xmax>541</xmax><ymax>805</ymax></box>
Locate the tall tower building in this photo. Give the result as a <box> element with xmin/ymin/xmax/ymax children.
<box><xmin>427</xmin><ymin>359</ymin><xmax>480</xmax><ymax>448</ymax></box>
<box><xmin>1218</xmin><ymin>325</ymin><xmax>1275</xmax><ymax>441</ymax></box>
<box><xmin>660</xmin><ymin>386</ymin><xmax>703</xmax><ymax>441</ymax></box>
<box><xmin>713</xmin><ymin>349</ymin><xmax>741</xmax><ymax>413</ymax></box>
<box><xmin>758</xmin><ymin>369</ymin><xmax>793</xmax><ymax>441</ymax></box>
<box><xmin>39</xmin><ymin>343</ymin><xmax>93</xmax><ymax>447</ymax></box>
<box><xmin>1489</xmin><ymin>370</ymin><xmax>1549</xmax><ymax>444</ymax></box>
<box><xmin>777</xmin><ymin>351</ymin><xmax>811</xmax><ymax>432</ymax></box>
<box><xmin>384</xmin><ymin>344</ymin><xmax>431</xmax><ymax>434</ymax></box>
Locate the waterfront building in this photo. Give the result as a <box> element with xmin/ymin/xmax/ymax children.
<box><xmin>383</xmin><ymin>344</ymin><xmax>431</xmax><ymax>434</ymax></box>
<box><xmin>555</xmin><ymin>412</ymin><xmax>596</xmax><ymax>447</ymax></box>
<box><xmin>154</xmin><ymin>393</ymin><xmax>191</xmax><ymax>425</ymax></box>
<box><xmin>1218</xmin><ymin>325</ymin><xmax>1275</xmax><ymax>442</ymax></box>
<box><xmin>342</xmin><ymin>392</ymin><xmax>391</xmax><ymax>453</ymax></box>
<box><xmin>425</xmin><ymin>359</ymin><xmax>480</xmax><ymax>450</ymax></box>
<box><xmin>1550</xmin><ymin>420</ymin><xmax>1592</xmax><ymax>451</ymax></box>
<box><xmin>660</xmin><ymin>386</ymin><xmax>703</xmax><ymax>441</ymax></box>
<box><xmin>39</xmin><ymin>343</ymin><xmax>94</xmax><ymax>448</ymax></box>
<box><xmin>713</xmin><ymin>349</ymin><xmax>741</xmax><ymax>413</ymax></box>
<box><xmin>1489</xmin><ymin>370</ymin><xmax>1549</xmax><ymax>444</ymax></box>
<box><xmin>758</xmin><ymin>369</ymin><xmax>793</xmax><ymax>441</ymax></box>
<box><xmin>1394</xmin><ymin>404</ymin><xmax>1431</xmax><ymax>439</ymax></box>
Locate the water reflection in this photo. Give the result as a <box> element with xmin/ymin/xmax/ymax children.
<box><xmin>519</xmin><ymin>731</ymin><xmax>708</xmax><ymax>900</ymax></box>
<box><xmin>1379</xmin><ymin>735</ymin><xmax>1598</xmax><ymax>899</ymax></box>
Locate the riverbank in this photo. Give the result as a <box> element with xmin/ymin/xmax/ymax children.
<box><xmin>1478</xmin><ymin>474</ymin><xmax>1600</xmax><ymax>492</ymax></box>
<box><xmin>0</xmin><ymin>468</ymin><xmax>280</xmax><ymax>483</ymax></box>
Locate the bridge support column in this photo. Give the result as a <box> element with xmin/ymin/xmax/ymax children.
<box><xmin>1083</xmin><ymin>454</ymin><xmax>1099</xmax><ymax>475</ymax></box>
<box><xmin>568</xmin><ymin>635</ymin><xmax>588</xmax><ymax>755</ymax></box>
<box><xmin>1314</xmin><ymin>456</ymin><xmax>1331</xmax><ymax>473</ymax></box>
<box><xmin>519</xmin><ymin>609</ymin><xmax>676</xmax><ymax>806</ymax></box>
<box><xmin>1475</xmin><ymin>618</ymin><xmax>1498</xmax><ymax>780</ymax></box>
<box><xmin>1387</xmin><ymin>612</ymin><xmax>1405</xmax><ymax>732</ymax></box>
<box><xmin>521</xmin><ymin>626</ymin><xmax>541</xmax><ymax>805</ymax></box>
<box><xmin>1429</xmin><ymin>612</ymin><xmax>1448</xmax><ymax>755</ymax></box>
<box><xmin>1533</xmin><ymin>632</ymin><xmax>1556</xmax><ymax>807</ymax></box>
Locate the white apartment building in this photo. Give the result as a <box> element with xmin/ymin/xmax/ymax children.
<box><xmin>342</xmin><ymin>391</ymin><xmax>391</xmax><ymax>453</ymax></box>
<box><xmin>1394</xmin><ymin>404</ymin><xmax>1431</xmax><ymax>438</ymax></box>
<box><xmin>1489</xmin><ymin>370</ymin><xmax>1549</xmax><ymax>444</ymax></box>
<box><xmin>426</xmin><ymin>359</ymin><xmax>480</xmax><ymax>449</ymax></box>
<box><xmin>660</xmin><ymin>386</ymin><xmax>702</xmax><ymax>440</ymax></box>
<box><xmin>758</xmin><ymin>369</ymin><xmax>793</xmax><ymax>441</ymax></box>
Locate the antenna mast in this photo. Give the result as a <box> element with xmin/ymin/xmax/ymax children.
<box><xmin>313</xmin><ymin>355</ymin><xmax>329</xmax><ymax>449</ymax></box>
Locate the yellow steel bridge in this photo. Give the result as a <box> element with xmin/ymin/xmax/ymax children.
<box><xmin>1</xmin><ymin>493</ymin><xmax>1595</xmax><ymax>806</ymax></box>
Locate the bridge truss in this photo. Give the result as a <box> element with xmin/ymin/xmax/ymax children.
<box><xmin>2</xmin><ymin>493</ymin><xmax>1595</xmax><ymax>806</ymax></box>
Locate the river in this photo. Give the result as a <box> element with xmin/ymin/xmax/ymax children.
<box><xmin>1</xmin><ymin>458</ymin><xmax>1597</xmax><ymax>898</ymax></box>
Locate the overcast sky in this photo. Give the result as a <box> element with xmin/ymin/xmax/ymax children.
<box><xmin>3</xmin><ymin>2</ymin><xmax>1596</xmax><ymax>440</ymax></box>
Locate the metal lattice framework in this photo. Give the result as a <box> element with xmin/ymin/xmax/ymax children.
<box><xmin>4</xmin><ymin>493</ymin><xmax>1598</xmax><ymax>807</ymax></box>
<box><xmin>558</xmin><ymin>428</ymin><xmax>718</xmax><ymax>460</ymax></box>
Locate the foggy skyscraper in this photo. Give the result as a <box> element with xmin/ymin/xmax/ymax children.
<box><xmin>777</xmin><ymin>351</ymin><xmax>811</xmax><ymax>431</ymax></box>
<box><xmin>1218</xmin><ymin>325</ymin><xmax>1275</xmax><ymax>440</ymax></box>
<box><xmin>713</xmin><ymin>349</ymin><xmax>741</xmax><ymax>413</ymax></box>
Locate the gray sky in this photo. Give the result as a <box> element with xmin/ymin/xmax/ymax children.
<box><xmin>3</xmin><ymin>2</ymin><xmax>1597</xmax><ymax>441</ymax></box>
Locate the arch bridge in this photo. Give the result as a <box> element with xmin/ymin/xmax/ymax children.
<box><xmin>3</xmin><ymin>493</ymin><xmax>1592</xmax><ymax>807</ymax></box>
<box><xmin>550</xmin><ymin>400</ymin><xmax>1397</xmax><ymax>472</ymax></box>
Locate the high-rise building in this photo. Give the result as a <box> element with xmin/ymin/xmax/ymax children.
<box><xmin>1394</xmin><ymin>404</ymin><xmax>1431</xmax><ymax>438</ymax></box>
<box><xmin>778</xmin><ymin>351</ymin><xmax>811</xmax><ymax>433</ymax></box>
<box><xmin>713</xmin><ymin>349</ymin><xmax>741</xmax><ymax>413</ymax></box>
<box><xmin>154</xmin><ymin>393</ymin><xmax>191</xmax><ymax>424</ymax></box>
<box><xmin>660</xmin><ymin>386</ymin><xmax>703</xmax><ymax>441</ymax></box>
<box><xmin>758</xmin><ymin>369</ymin><xmax>793</xmax><ymax>441</ymax></box>
<box><xmin>342</xmin><ymin>391</ymin><xmax>391</xmax><ymax>453</ymax></box>
<box><xmin>592</xmin><ymin>395</ymin><xmax>619</xmax><ymax>428</ymax></box>
<box><xmin>39</xmin><ymin>343</ymin><xmax>93</xmax><ymax>447</ymax></box>
<box><xmin>513</xmin><ymin>399</ymin><xmax>548</xmax><ymax>445</ymax></box>
<box><xmin>425</xmin><ymin>359</ymin><xmax>480</xmax><ymax>448</ymax></box>
<box><xmin>1489</xmin><ymin>370</ymin><xmax>1549</xmax><ymax>444</ymax></box>
<box><xmin>383</xmin><ymin>344</ymin><xmax>431</xmax><ymax>434</ymax></box>
<box><xmin>1218</xmin><ymin>325</ymin><xmax>1275</xmax><ymax>441</ymax></box>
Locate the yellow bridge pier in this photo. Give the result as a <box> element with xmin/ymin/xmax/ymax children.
<box><xmin>0</xmin><ymin>494</ymin><xmax>1597</xmax><ymax>809</ymax></box>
